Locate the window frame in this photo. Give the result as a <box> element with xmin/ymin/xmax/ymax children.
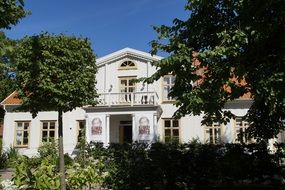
<box><xmin>41</xmin><ymin>120</ymin><xmax>57</xmax><ymax>143</ymax></box>
<box><xmin>204</xmin><ymin>122</ymin><xmax>223</xmax><ymax>144</ymax></box>
<box><xmin>162</xmin><ymin>75</ymin><xmax>176</xmax><ymax>103</ymax></box>
<box><xmin>233</xmin><ymin>117</ymin><xmax>252</xmax><ymax>144</ymax></box>
<box><xmin>118</xmin><ymin>60</ymin><xmax>137</xmax><ymax>70</ymax></box>
<box><xmin>162</xmin><ymin>118</ymin><xmax>180</xmax><ymax>143</ymax></box>
<box><xmin>14</xmin><ymin>121</ymin><xmax>30</xmax><ymax>148</ymax></box>
<box><xmin>119</xmin><ymin>76</ymin><xmax>137</xmax><ymax>93</ymax></box>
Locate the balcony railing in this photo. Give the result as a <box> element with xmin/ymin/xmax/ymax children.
<box><xmin>97</xmin><ymin>92</ymin><xmax>159</xmax><ymax>106</ymax></box>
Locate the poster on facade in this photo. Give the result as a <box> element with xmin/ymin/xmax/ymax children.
<box><xmin>136</xmin><ymin>113</ymin><xmax>154</xmax><ymax>143</ymax></box>
<box><xmin>88</xmin><ymin>114</ymin><xmax>106</xmax><ymax>142</ymax></box>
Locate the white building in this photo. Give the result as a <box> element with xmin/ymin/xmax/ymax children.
<box><xmin>1</xmin><ymin>48</ymin><xmax>254</xmax><ymax>156</ymax></box>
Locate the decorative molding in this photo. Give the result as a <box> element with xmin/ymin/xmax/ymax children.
<box><xmin>96</xmin><ymin>48</ymin><xmax>163</xmax><ymax>67</ymax></box>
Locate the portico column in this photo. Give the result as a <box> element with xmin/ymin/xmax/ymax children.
<box><xmin>105</xmin><ymin>114</ymin><xmax>110</xmax><ymax>146</ymax></box>
<box><xmin>84</xmin><ymin>114</ymin><xmax>90</xmax><ymax>143</ymax></box>
<box><xmin>132</xmin><ymin>114</ymin><xmax>136</xmax><ymax>142</ymax></box>
<box><xmin>153</xmin><ymin>113</ymin><xmax>158</xmax><ymax>142</ymax></box>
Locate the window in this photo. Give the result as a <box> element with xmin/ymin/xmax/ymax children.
<box><xmin>163</xmin><ymin>119</ymin><xmax>180</xmax><ymax>143</ymax></box>
<box><xmin>205</xmin><ymin>122</ymin><xmax>222</xmax><ymax>144</ymax></box>
<box><xmin>77</xmin><ymin>120</ymin><xmax>86</xmax><ymax>143</ymax></box>
<box><xmin>119</xmin><ymin>77</ymin><xmax>136</xmax><ymax>102</ymax></box>
<box><xmin>119</xmin><ymin>60</ymin><xmax>136</xmax><ymax>70</ymax></box>
<box><xmin>15</xmin><ymin>121</ymin><xmax>30</xmax><ymax>147</ymax></box>
<box><xmin>120</xmin><ymin>77</ymin><xmax>136</xmax><ymax>93</ymax></box>
<box><xmin>234</xmin><ymin>117</ymin><xmax>251</xmax><ymax>143</ymax></box>
<box><xmin>163</xmin><ymin>75</ymin><xmax>175</xmax><ymax>101</ymax></box>
<box><xmin>41</xmin><ymin>121</ymin><xmax>56</xmax><ymax>142</ymax></box>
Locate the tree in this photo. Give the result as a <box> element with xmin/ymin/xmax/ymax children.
<box><xmin>146</xmin><ymin>0</ymin><xmax>285</xmax><ymax>140</ymax></box>
<box><xmin>0</xmin><ymin>0</ymin><xmax>29</xmax><ymax>29</ymax></box>
<box><xmin>0</xmin><ymin>0</ymin><xmax>28</xmax><ymax>117</ymax></box>
<box><xmin>15</xmin><ymin>33</ymin><xmax>97</xmax><ymax>189</ymax></box>
<box><xmin>0</xmin><ymin>32</ymin><xmax>16</xmax><ymax>103</ymax></box>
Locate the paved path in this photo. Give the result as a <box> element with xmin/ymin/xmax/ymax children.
<box><xmin>0</xmin><ymin>168</ymin><xmax>14</xmax><ymax>181</ymax></box>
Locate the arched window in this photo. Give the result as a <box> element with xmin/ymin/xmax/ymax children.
<box><xmin>119</xmin><ymin>60</ymin><xmax>136</xmax><ymax>70</ymax></box>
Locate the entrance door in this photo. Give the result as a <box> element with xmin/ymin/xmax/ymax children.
<box><xmin>119</xmin><ymin>122</ymin><xmax>132</xmax><ymax>144</ymax></box>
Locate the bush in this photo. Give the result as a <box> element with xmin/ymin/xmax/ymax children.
<box><xmin>12</xmin><ymin>141</ymin><xmax>107</xmax><ymax>190</ymax></box>
<box><xmin>0</xmin><ymin>151</ymin><xmax>7</xmax><ymax>169</ymax></box>
<box><xmin>0</xmin><ymin>146</ymin><xmax>19</xmax><ymax>169</ymax></box>
<box><xmin>37</xmin><ymin>141</ymin><xmax>58</xmax><ymax>159</ymax></box>
<box><xmin>87</xmin><ymin>142</ymin><xmax>285</xmax><ymax>190</ymax></box>
<box><xmin>7</xmin><ymin>141</ymin><xmax>285</xmax><ymax>190</ymax></box>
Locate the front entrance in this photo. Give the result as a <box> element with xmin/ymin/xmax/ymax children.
<box><xmin>119</xmin><ymin>121</ymin><xmax>132</xmax><ymax>144</ymax></box>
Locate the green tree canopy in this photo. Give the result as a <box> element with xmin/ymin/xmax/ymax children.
<box><xmin>146</xmin><ymin>0</ymin><xmax>285</xmax><ymax>140</ymax></box>
<box><xmin>15</xmin><ymin>33</ymin><xmax>97</xmax><ymax>116</ymax></box>
<box><xmin>15</xmin><ymin>33</ymin><xmax>97</xmax><ymax>189</ymax></box>
<box><xmin>0</xmin><ymin>0</ymin><xmax>29</xmax><ymax>29</ymax></box>
<box><xmin>0</xmin><ymin>0</ymin><xmax>28</xmax><ymax>117</ymax></box>
<box><xmin>0</xmin><ymin>32</ymin><xmax>16</xmax><ymax>103</ymax></box>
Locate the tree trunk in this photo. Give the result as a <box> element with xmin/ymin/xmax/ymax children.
<box><xmin>58</xmin><ymin>109</ymin><xmax>66</xmax><ymax>190</ymax></box>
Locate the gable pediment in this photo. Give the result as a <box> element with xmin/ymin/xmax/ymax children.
<box><xmin>96</xmin><ymin>48</ymin><xmax>162</xmax><ymax>67</ymax></box>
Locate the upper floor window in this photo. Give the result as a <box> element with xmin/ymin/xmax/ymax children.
<box><xmin>41</xmin><ymin>121</ymin><xmax>56</xmax><ymax>143</ymax></box>
<box><xmin>119</xmin><ymin>60</ymin><xmax>137</xmax><ymax>70</ymax></box>
<box><xmin>205</xmin><ymin>122</ymin><xmax>222</xmax><ymax>144</ymax></box>
<box><xmin>15</xmin><ymin>121</ymin><xmax>30</xmax><ymax>147</ymax></box>
<box><xmin>163</xmin><ymin>75</ymin><xmax>175</xmax><ymax>101</ymax></box>
<box><xmin>163</xmin><ymin>119</ymin><xmax>180</xmax><ymax>143</ymax></box>
<box><xmin>234</xmin><ymin>117</ymin><xmax>251</xmax><ymax>143</ymax></box>
<box><xmin>119</xmin><ymin>77</ymin><xmax>136</xmax><ymax>102</ymax></box>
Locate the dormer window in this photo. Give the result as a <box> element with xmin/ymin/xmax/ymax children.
<box><xmin>119</xmin><ymin>60</ymin><xmax>137</xmax><ymax>70</ymax></box>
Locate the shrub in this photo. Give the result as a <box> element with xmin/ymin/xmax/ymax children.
<box><xmin>0</xmin><ymin>151</ymin><xmax>7</xmax><ymax>169</ymax></box>
<box><xmin>13</xmin><ymin>155</ymin><xmax>60</xmax><ymax>189</ymax></box>
<box><xmin>7</xmin><ymin>141</ymin><xmax>285</xmax><ymax>190</ymax></box>
<box><xmin>91</xmin><ymin>142</ymin><xmax>285</xmax><ymax>190</ymax></box>
<box><xmin>0</xmin><ymin>146</ymin><xmax>19</xmax><ymax>169</ymax></box>
<box><xmin>37</xmin><ymin>141</ymin><xmax>58</xmax><ymax>159</ymax></box>
<box><xmin>6</xmin><ymin>147</ymin><xmax>19</xmax><ymax>168</ymax></box>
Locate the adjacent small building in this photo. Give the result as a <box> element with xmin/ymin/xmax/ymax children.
<box><xmin>1</xmin><ymin>48</ymin><xmax>256</xmax><ymax>156</ymax></box>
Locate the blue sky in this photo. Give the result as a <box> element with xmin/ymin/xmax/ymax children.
<box><xmin>5</xmin><ymin>0</ymin><xmax>189</xmax><ymax>57</ymax></box>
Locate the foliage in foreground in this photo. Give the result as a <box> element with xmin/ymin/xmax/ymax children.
<box><xmin>146</xmin><ymin>0</ymin><xmax>285</xmax><ymax>140</ymax></box>
<box><xmin>0</xmin><ymin>147</ymin><xmax>19</xmax><ymax>169</ymax></box>
<box><xmin>2</xmin><ymin>142</ymin><xmax>285</xmax><ymax>190</ymax></box>
<box><xmin>10</xmin><ymin>142</ymin><xmax>106</xmax><ymax>190</ymax></box>
<box><xmin>101</xmin><ymin>142</ymin><xmax>285</xmax><ymax>190</ymax></box>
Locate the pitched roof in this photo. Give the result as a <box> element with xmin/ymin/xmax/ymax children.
<box><xmin>96</xmin><ymin>47</ymin><xmax>163</xmax><ymax>67</ymax></box>
<box><xmin>0</xmin><ymin>91</ymin><xmax>22</xmax><ymax>105</ymax></box>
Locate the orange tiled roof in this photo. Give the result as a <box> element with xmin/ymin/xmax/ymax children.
<box><xmin>192</xmin><ymin>52</ymin><xmax>252</xmax><ymax>100</ymax></box>
<box><xmin>0</xmin><ymin>91</ymin><xmax>22</xmax><ymax>105</ymax></box>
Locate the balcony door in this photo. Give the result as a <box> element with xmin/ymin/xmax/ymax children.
<box><xmin>119</xmin><ymin>77</ymin><xmax>136</xmax><ymax>103</ymax></box>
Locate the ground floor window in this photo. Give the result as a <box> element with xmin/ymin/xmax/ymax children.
<box><xmin>234</xmin><ymin>117</ymin><xmax>250</xmax><ymax>143</ymax></box>
<box><xmin>41</xmin><ymin>121</ymin><xmax>56</xmax><ymax>142</ymax></box>
<box><xmin>77</xmin><ymin>120</ymin><xmax>86</xmax><ymax>143</ymax></box>
<box><xmin>15</xmin><ymin>121</ymin><xmax>30</xmax><ymax>147</ymax></box>
<box><xmin>205</xmin><ymin>122</ymin><xmax>222</xmax><ymax>144</ymax></box>
<box><xmin>163</xmin><ymin>119</ymin><xmax>180</xmax><ymax>143</ymax></box>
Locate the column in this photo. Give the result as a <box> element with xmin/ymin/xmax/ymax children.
<box><xmin>84</xmin><ymin>114</ymin><xmax>90</xmax><ymax>143</ymax></box>
<box><xmin>132</xmin><ymin>114</ymin><xmax>136</xmax><ymax>142</ymax></box>
<box><xmin>153</xmin><ymin>113</ymin><xmax>158</xmax><ymax>142</ymax></box>
<box><xmin>105</xmin><ymin>114</ymin><xmax>110</xmax><ymax>146</ymax></box>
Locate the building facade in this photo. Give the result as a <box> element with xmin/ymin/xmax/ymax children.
<box><xmin>1</xmin><ymin>48</ymin><xmax>254</xmax><ymax>156</ymax></box>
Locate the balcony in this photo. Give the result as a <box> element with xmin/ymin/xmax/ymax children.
<box><xmin>97</xmin><ymin>92</ymin><xmax>159</xmax><ymax>107</ymax></box>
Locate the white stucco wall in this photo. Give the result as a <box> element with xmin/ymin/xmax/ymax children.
<box><xmin>2</xmin><ymin>108</ymin><xmax>85</xmax><ymax>156</ymax></box>
<box><xmin>1</xmin><ymin>48</ymin><xmax>257</xmax><ymax>157</ymax></box>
